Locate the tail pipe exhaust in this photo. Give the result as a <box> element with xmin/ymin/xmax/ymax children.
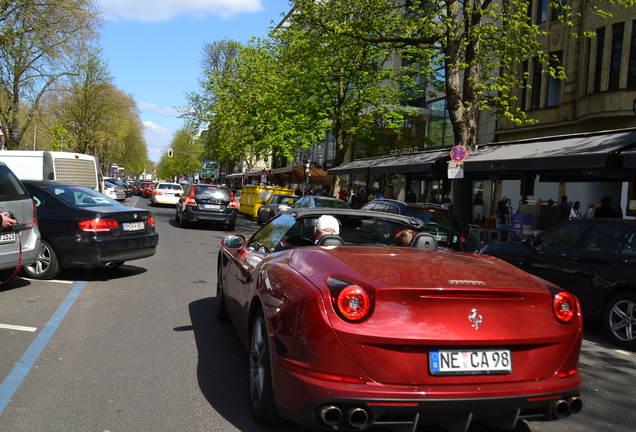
<box><xmin>347</xmin><ymin>407</ymin><xmax>369</xmax><ymax>429</ymax></box>
<box><xmin>318</xmin><ymin>405</ymin><xmax>342</xmax><ymax>427</ymax></box>
<box><xmin>551</xmin><ymin>396</ymin><xmax>582</xmax><ymax>419</ymax></box>
<box><xmin>567</xmin><ymin>396</ymin><xmax>583</xmax><ymax>414</ymax></box>
<box><xmin>552</xmin><ymin>399</ymin><xmax>570</xmax><ymax>419</ymax></box>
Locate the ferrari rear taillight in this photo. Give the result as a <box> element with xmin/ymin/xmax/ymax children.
<box><xmin>327</xmin><ymin>277</ymin><xmax>373</xmax><ymax>322</ymax></box>
<box><xmin>78</xmin><ymin>218</ymin><xmax>119</xmax><ymax>232</ymax></box>
<box><xmin>553</xmin><ymin>291</ymin><xmax>576</xmax><ymax>323</ymax></box>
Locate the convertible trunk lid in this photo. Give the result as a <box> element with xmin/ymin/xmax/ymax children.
<box><xmin>289</xmin><ymin>246</ymin><xmax>582</xmax><ymax>386</ymax></box>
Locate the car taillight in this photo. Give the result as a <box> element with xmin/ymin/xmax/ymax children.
<box><xmin>32</xmin><ymin>200</ymin><xmax>38</xmax><ymax>224</ymax></box>
<box><xmin>327</xmin><ymin>277</ymin><xmax>373</xmax><ymax>322</ymax></box>
<box><xmin>155</xmin><ymin>191</ymin><xmax>163</xmax><ymax>195</ymax></box>
<box><xmin>78</xmin><ymin>218</ymin><xmax>119</xmax><ymax>232</ymax></box>
<box><xmin>147</xmin><ymin>216</ymin><xmax>155</xmax><ymax>227</ymax></box>
<box><xmin>186</xmin><ymin>188</ymin><xmax>197</xmax><ymax>205</ymax></box>
<box><xmin>228</xmin><ymin>200</ymin><xmax>238</xmax><ymax>209</ymax></box>
<box><xmin>460</xmin><ymin>233</ymin><xmax>466</xmax><ymax>246</ymax></box>
<box><xmin>553</xmin><ymin>291</ymin><xmax>576</xmax><ymax>323</ymax></box>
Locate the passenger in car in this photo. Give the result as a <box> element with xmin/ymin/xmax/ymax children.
<box><xmin>396</xmin><ymin>229</ymin><xmax>416</xmax><ymax>246</ymax></box>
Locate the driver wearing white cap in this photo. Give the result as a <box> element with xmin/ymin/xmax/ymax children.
<box><xmin>313</xmin><ymin>215</ymin><xmax>340</xmax><ymax>243</ymax></box>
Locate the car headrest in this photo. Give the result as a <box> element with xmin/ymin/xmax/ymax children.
<box><xmin>410</xmin><ymin>232</ymin><xmax>438</xmax><ymax>250</ymax></box>
<box><xmin>317</xmin><ymin>235</ymin><xmax>345</xmax><ymax>246</ymax></box>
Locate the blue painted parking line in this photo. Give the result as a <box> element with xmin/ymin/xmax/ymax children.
<box><xmin>0</xmin><ymin>280</ymin><xmax>87</xmax><ymax>414</ymax></box>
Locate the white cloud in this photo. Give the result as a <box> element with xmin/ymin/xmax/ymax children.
<box><xmin>143</xmin><ymin>121</ymin><xmax>173</xmax><ymax>160</ymax></box>
<box><xmin>99</xmin><ymin>0</ymin><xmax>265</xmax><ymax>22</ymax></box>
<box><xmin>139</xmin><ymin>102</ymin><xmax>181</xmax><ymax>117</ymax></box>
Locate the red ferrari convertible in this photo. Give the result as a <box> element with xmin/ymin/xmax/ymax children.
<box><xmin>216</xmin><ymin>208</ymin><xmax>583</xmax><ymax>431</ymax></box>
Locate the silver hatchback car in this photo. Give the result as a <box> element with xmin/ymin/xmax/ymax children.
<box><xmin>0</xmin><ymin>162</ymin><xmax>40</xmax><ymax>281</ymax></box>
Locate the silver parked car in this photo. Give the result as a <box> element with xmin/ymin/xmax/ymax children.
<box><xmin>0</xmin><ymin>162</ymin><xmax>41</xmax><ymax>280</ymax></box>
<box><xmin>256</xmin><ymin>194</ymin><xmax>300</xmax><ymax>224</ymax></box>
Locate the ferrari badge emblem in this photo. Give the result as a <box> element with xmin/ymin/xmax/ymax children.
<box><xmin>468</xmin><ymin>308</ymin><xmax>482</xmax><ymax>330</ymax></box>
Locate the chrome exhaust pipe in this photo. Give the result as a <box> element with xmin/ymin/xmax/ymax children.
<box><xmin>104</xmin><ymin>261</ymin><xmax>117</xmax><ymax>268</ymax></box>
<box><xmin>567</xmin><ymin>396</ymin><xmax>583</xmax><ymax>414</ymax></box>
<box><xmin>552</xmin><ymin>399</ymin><xmax>570</xmax><ymax>419</ymax></box>
<box><xmin>318</xmin><ymin>405</ymin><xmax>342</xmax><ymax>427</ymax></box>
<box><xmin>347</xmin><ymin>407</ymin><xmax>369</xmax><ymax>429</ymax></box>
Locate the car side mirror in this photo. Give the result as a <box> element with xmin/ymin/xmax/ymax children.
<box><xmin>223</xmin><ymin>234</ymin><xmax>246</xmax><ymax>250</ymax></box>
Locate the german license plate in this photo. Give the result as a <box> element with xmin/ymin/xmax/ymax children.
<box><xmin>202</xmin><ymin>204</ymin><xmax>220</xmax><ymax>210</ymax></box>
<box><xmin>122</xmin><ymin>221</ymin><xmax>145</xmax><ymax>231</ymax></box>
<box><xmin>430</xmin><ymin>349</ymin><xmax>512</xmax><ymax>375</ymax></box>
<box><xmin>434</xmin><ymin>234</ymin><xmax>448</xmax><ymax>243</ymax></box>
<box><xmin>0</xmin><ymin>231</ymin><xmax>16</xmax><ymax>244</ymax></box>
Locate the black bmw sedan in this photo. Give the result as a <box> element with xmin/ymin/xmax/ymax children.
<box><xmin>479</xmin><ymin>218</ymin><xmax>636</xmax><ymax>349</ymax></box>
<box><xmin>20</xmin><ymin>180</ymin><xmax>159</xmax><ymax>279</ymax></box>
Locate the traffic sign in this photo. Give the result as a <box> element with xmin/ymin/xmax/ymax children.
<box><xmin>450</xmin><ymin>145</ymin><xmax>467</xmax><ymax>162</ymax></box>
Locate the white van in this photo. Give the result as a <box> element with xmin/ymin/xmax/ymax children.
<box><xmin>0</xmin><ymin>151</ymin><xmax>103</xmax><ymax>192</ymax></box>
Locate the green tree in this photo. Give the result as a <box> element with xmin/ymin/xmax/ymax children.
<box><xmin>156</xmin><ymin>125</ymin><xmax>203</xmax><ymax>180</ymax></box>
<box><xmin>292</xmin><ymin>0</ymin><xmax>635</xmax><ymax>226</ymax></box>
<box><xmin>57</xmin><ymin>56</ymin><xmax>147</xmax><ymax>171</ymax></box>
<box><xmin>0</xmin><ymin>0</ymin><xmax>102</xmax><ymax>148</ymax></box>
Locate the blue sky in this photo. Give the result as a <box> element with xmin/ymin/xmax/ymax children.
<box><xmin>98</xmin><ymin>0</ymin><xmax>291</xmax><ymax>162</ymax></box>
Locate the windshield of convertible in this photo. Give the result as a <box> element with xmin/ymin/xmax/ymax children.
<box><xmin>247</xmin><ymin>213</ymin><xmax>417</xmax><ymax>254</ymax></box>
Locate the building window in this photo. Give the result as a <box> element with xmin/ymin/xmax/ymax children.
<box><xmin>546</xmin><ymin>52</ymin><xmax>562</xmax><ymax>107</ymax></box>
<box><xmin>531</xmin><ymin>59</ymin><xmax>542</xmax><ymax>110</ymax></box>
<box><xmin>628</xmin><ymin>20</ymin><xmax>636</xmax><ymax>89</ymax></box>
<box><xmin>609</xmin><ymin>22</ymin><xmax>625</xmax><ymax>91</ymax></box>
<box><xmin>401</xmin><ymin>57</ymin><xmax>427</xmax><ymax>108</ymax></box>
<box><xmin>594</xmin><ymin>27</ymin><xmax>606</xmax><ymax>93</ymax></box>
<box><xmin>536</xmin><ymin>0</ymin><xmax>547</xmax><ymax>24</ymax></box>
<box><xmin>427</xmin><ymin>99</ymin><xmax>454</xmax><ymax>147</ymax></box>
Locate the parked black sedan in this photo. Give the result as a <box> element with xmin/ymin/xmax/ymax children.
<box><xmin>20</xmin><ymin>180</ymin><xmax>159</xmax><ymax>279</ymax></box>
<box><xmin>479</xmin><ymin>218</ymin><xmax>636</xmax><ymax>348</ymax></box>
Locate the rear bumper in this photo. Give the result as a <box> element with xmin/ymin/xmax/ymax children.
<box><xmin>183</xmin><ymin>207</ymin><xmax>237</xmax><ymax>224</ymax></box>
<box><xmin>277</xmin><ymin>375</ymin><xmax>582</xmax><ymax>431</ymax></box>
<box><xmin>0</xmin><ymin>227</ymin><xmax>40</xmax><ymax>270</ymax></box>
<box><xmin>57</xmin><ymin>232</ymin><xmax>159</xmax><ymax>267</ymax></box>
<box><xmin>279</xmin><ymin>390</ymin><xmax>582</xmax><ymax>431</ymax></box>
<box><xmin>273</xmin><ymin>359</ymin><xmax>582</xmax><ymax>431</ymax></box>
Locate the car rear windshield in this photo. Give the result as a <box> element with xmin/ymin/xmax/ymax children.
<box><xmin>158</xmin><ymin>183</ymin><xmax>182</xmax><ymax>190</ymax></box>
<box><xmin>194</xmin><ymin>187</ymin><xmax>230</xmax><ymax>200</ymax></box>
<box><xmin>0</xmin><ymin>165</ymin><xmax>30</xmax><ymax>201</ymax></box>
<box><xmin>317</xmin><ymin>198</ymin><xmax>348</xmax><ymax>208</ymax></box>
<box><xmin>404</xmin><ymin>207</ymin><xmax>462</xmax><ymax>231</ymax></box>
<box><xmin>39</xmin><ymin>184</ymin><xmax>120</xmax><ymax>207</ymax></box>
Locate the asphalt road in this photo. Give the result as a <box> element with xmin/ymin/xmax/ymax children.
<box><xmin>0</xmin><ymin>197</ymin><xmax>634</xmax><ymax>432</ymax></box>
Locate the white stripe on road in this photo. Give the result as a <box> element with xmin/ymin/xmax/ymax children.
<box><xmin>0</xmin><ymin>324</ymin><xmax>37</xmax><ymax>332</ymax></box>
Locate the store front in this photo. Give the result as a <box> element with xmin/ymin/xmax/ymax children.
<box><xmin>328</xmin><ymin>147</ymin><xmax>453</xmax><ymax>203</ymax></box>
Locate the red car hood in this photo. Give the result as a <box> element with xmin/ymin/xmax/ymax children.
<box><xmin>285</xmin><ymin>246</ymin><xmax>582</xmax><ymax>386</ymax></box>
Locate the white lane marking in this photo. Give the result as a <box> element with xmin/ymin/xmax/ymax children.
<box><xmin>0</xmin><ymin>324</ymin><xmax>37</xmax><ymax>332</ymax></box>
